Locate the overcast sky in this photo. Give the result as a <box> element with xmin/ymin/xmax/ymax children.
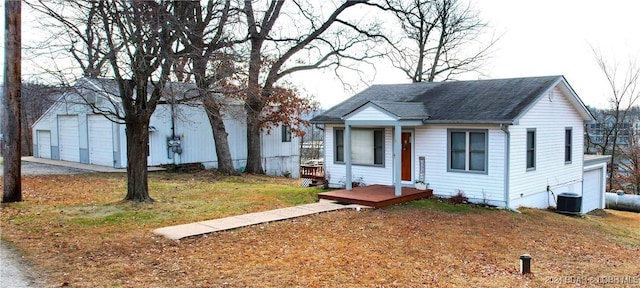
<box><xmin>2</xmin><ymin>0</ymin><xmax>639</xmax><ymax>109</ymax></box>
<box><xmin>292</xmin><ymin>0</ymin><xmax>640</xmax><ymax>109</ymax></box>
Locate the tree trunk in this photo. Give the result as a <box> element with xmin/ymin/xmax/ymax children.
<box><xmin>244</xmin><ymin>107</ymin><xmax>264</xmax><ymax>174</ymax></box>
<box><xmin>203</xmin><ymin>104</ymin><xmax>237</xmax><ymax>175</ymax></box>
<box><xmin>609</xmin><ymin>126</ymin><xmax>619</xmax><ymax>191</ymax></box>
<box><xmin>124</xmin><ymin>116</ymin><xmax>153</xmax><ymax>202</ymax></box>
<box><xmin>2</xmin><ymin>0</ymin><xmax>22</xmax><ymax>203</ymax></box>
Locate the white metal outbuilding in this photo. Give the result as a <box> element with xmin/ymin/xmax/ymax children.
<box><xmin>31</xmin><ymin>78</ymin><xmax>302</xmax><ymax>178</ymax></box>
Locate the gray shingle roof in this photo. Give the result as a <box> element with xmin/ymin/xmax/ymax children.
<box><xmin>311</xmin><ymin>76</ymin><xmax>571</xmax><ymax>124</ymax></box>
<box><xmin>363</xmin><ymin>101</ymin><xmax>430</xmax><ymax>119</ymax></box>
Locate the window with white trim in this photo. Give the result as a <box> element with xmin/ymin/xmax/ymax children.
<box><xmin>448</xmin><ymin>129</ymin><xmax>487</xmax><ymax>172</ymax></box>
<box><xmin>334</xmin><ymin>128</ymin><xmax>384</xmax><ymax>166</ymax></box>
<box><xmin>565</xmin><ymin>128</ymin><xmax>572</xmax><ymax>163</ymax></box>
<box><xmin>526</xmin><ymin>129</ymin><xmax>536</xmax><ymax>170</ymax></box>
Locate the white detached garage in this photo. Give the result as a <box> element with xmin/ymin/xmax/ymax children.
<box><xmin>31</xmin><ymin>78</ymin><xmax>301</xmax><ymax>178</ymax></box>
<box><xmin>582</xmin><ymin>155</ymin><xmax>610</xmax><ymax>213</ymax></box>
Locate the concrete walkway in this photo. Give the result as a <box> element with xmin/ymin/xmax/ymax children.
<box><xmin>154</xmin><ymin>200</ymin><xmax>367</xmax><ymax>240</ymax></box>
<box><xmin>21</xmin><ymin>156</ymin><xmax>165</xmax><ymax>173</ymax></box>
<box><xmin>1</xmin><ymin>241</ymin><xmax>46</xmax><ymax>288</ymax></box>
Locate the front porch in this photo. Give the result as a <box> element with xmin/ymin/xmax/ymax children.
<box><xmin>318</xmin><ymin>185</ymin><xmax>434</xmax><ymax>208</ymax></box>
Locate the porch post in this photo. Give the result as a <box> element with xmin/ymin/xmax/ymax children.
<box><xmin>345</xmin><ymin>123</ymin><xmax>352</xmax><ymax>191</ymax></box>
<box><xmin>394</xmin><ymin>123</ymin><xmax>402</xmax><ymax>196</ymax></box>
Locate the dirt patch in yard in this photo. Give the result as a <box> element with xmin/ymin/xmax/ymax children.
<box><xmin>1</xmin><ymin>173</ymin><xmax>639</xmax><ymax>287</ymax></box>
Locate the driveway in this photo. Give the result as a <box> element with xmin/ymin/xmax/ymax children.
<box><xmin>0</xmin><ymin>161</ymin><xmax>92</xmax><ymax>176</ymax></box>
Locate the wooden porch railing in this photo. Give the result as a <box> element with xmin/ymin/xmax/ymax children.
<box><xmin>300</xmin><ymin>164</ymin><xmax>324</xmax><ymax>179</ymax></box>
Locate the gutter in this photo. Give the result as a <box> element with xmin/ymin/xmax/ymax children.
<box><xmin>312</xmin><ymin>119</ymin><xmax>516</xmax><ymax>125</ymax></box>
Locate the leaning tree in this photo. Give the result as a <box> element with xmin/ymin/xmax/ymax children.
<box><xmin>172</xmin><ymin>0</ymin><xmax>245</xmax><ymax>175</ymax></box>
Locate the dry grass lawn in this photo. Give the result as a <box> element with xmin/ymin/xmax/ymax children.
<box><xmin>1</xmin><ymin>171</ymin><xmax>640</xmax><ymax>287</ymax></box>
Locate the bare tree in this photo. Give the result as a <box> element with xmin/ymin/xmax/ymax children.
<box><xmin>21</xmin><ymin>83</ymin><xmax>61</xmax><ymax>155</ymax></box>
<box><xmin>29</xmin><ymin>0</ymin><xmax>112</xmax><ymax>80</ymax></box>
<box><xmin>585</xmin><ymin>107</ymin><xmax>618</xmax><ymax>155</ymax></box>
<box><xmin>172</xmin><ymin>0</ymin><xmax>243</xmax><ymax>175</ymax></box>
<box><xmin>592</xmin><ymin>48</ymin><xmax>640</xmax><ymax>191</ymax></box>
<box><xmin>618</xmin><ymin>129</ymin><xmax>640</xmax><ymax>195</ymax></box>
<box><xmin>32</xmin><ymin>0</ymin><xmax>179</xmax><ymax>202</ymax></box>
<box><xmin>383</xmin><ymin>0</ymin><xmax>496</xmax><ymax>82</ymax></box>
<box><xmin>101</xmin><ymin>1</ymin><xmax>179</xmax><ymax>202</ymax></box>
<box><xmin>3</xmin><ymin>0</ymin><xmax>22</xmax><ymax>203</ymax></box>
<box><xmin>241</xmin><ymin>0</ymin><xmax>385</xmax><ymax>174</ymax></box>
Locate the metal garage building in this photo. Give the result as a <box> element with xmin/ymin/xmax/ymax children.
<box><xmin>32</xmin><ymin>78</ymin><xmax>301</xmax><ymax>178</ymax></box>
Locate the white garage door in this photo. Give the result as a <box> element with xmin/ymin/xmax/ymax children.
<box><xmin>583</xmin><ymin>168</ymin><xmax>604</xmax><ymax>213</ymax></box>
<box><xmin>37</xmin><ymin>130</ymin><xmax>51</xmax><ymax>159</ymax></box>
<box><xmin>58</xmin><ymin>115</ymin><xmax>80</xmax><ymax>162</ymax></box>
<box><xmin>88</xmin><ymin>115</ymin><xmax>114</xmax><ymax>166</ymax></box>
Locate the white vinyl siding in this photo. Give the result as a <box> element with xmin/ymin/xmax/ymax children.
<box><xmin>509</xmin><ymin>86</ymin><xmax>584</xmax><ymax>206</ymax></box>
<box><xmin>345</xmin><ymin>106</ymin><xmax>395</xmax><ymax>121</ymax></box>
<box><xmin>415</xmin><ymin>126</ymin><xmax>505</xmax><ymax>204</ymax></box>
<box><xmin>325</xmin><ymin>125</ymin><xmax>392</xmax><ymax>187</ymax></box>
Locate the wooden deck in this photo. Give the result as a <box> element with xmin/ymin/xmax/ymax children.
<box><xmin>317</xmin><ymin>185</ymin><xmax>434</xmax><ymax>208</ymax></box>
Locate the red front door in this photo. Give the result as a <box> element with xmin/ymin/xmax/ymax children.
<box><xmin>401</xmin><ymin>132</ymin><xmax>411</xmax><ymax>181</ymax></box>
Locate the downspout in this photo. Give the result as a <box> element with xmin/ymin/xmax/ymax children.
<box><xmin>500</xmin><ymin>124</ymin><xmax>520</xmax><ymax>213</ymax></box>
<box><xmin>170</xmin><ymin>99</ymin><xmax>176</xmax><ymax>140</ymax></box>
<box><xmin>345</xmin><ymin>123</ymin><xmax>352</xmax><ymax>190</ymax></box>
<box><xmin>169</xmin><ymin>97</ymin><xmax>176</xmax><ymax>163</ymax></box>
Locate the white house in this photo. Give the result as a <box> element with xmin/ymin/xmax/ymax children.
<box><xmin>311</xmin><ymin>76</ymin><xmax>608</xmax><ymax>213</ymax></box>
<box><xmin>32</xmin><ymin>78</ymin><xmax>301</xmax><ymax>178</ymax></box>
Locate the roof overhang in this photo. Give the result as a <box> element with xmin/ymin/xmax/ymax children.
<box><xmin>342</xmin><ymin>101</ymin><xmax>430</xmax><ymax>121</ymax></box>
<box><xmin>422</xmin><ymin>120</ymin><xmax>514</xmax><ymax>125</ymax></box>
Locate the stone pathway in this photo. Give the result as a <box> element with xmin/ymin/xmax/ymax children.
<box><xmin>154</xmin><ymin>200</ymin><xmax>368</xmax><ymax>240</ymax></box>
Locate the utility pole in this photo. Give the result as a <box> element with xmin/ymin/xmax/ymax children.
<box><xmin>3</xmin><ymin>0</ymin><xmax>22</xmax><ymax>203</ymax></box>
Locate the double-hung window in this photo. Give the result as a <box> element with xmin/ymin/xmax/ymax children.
<box><xmin>526</xmin><ymin>129</ymin><xmax>536</xmax><ymax>170</ymax></box>
<box><xmin>334</xmin><ymin>128</ymin><xmax>384</xmax><ymax>166</ymax></box>
<box><xmin>565</xmin><ymin>128</ymin><xmax>572</xmax><ymax>163</ymax></box>
<box><xmin>448</xmin><ymin>129</ymin><xmax>487</xmax><ymax>173</ymax></box>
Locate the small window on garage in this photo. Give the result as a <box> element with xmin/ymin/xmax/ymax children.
<box><xmin>282</xmin><ymin>125</ymin><xmax>292</xmax><ymax>142</ymax></box>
